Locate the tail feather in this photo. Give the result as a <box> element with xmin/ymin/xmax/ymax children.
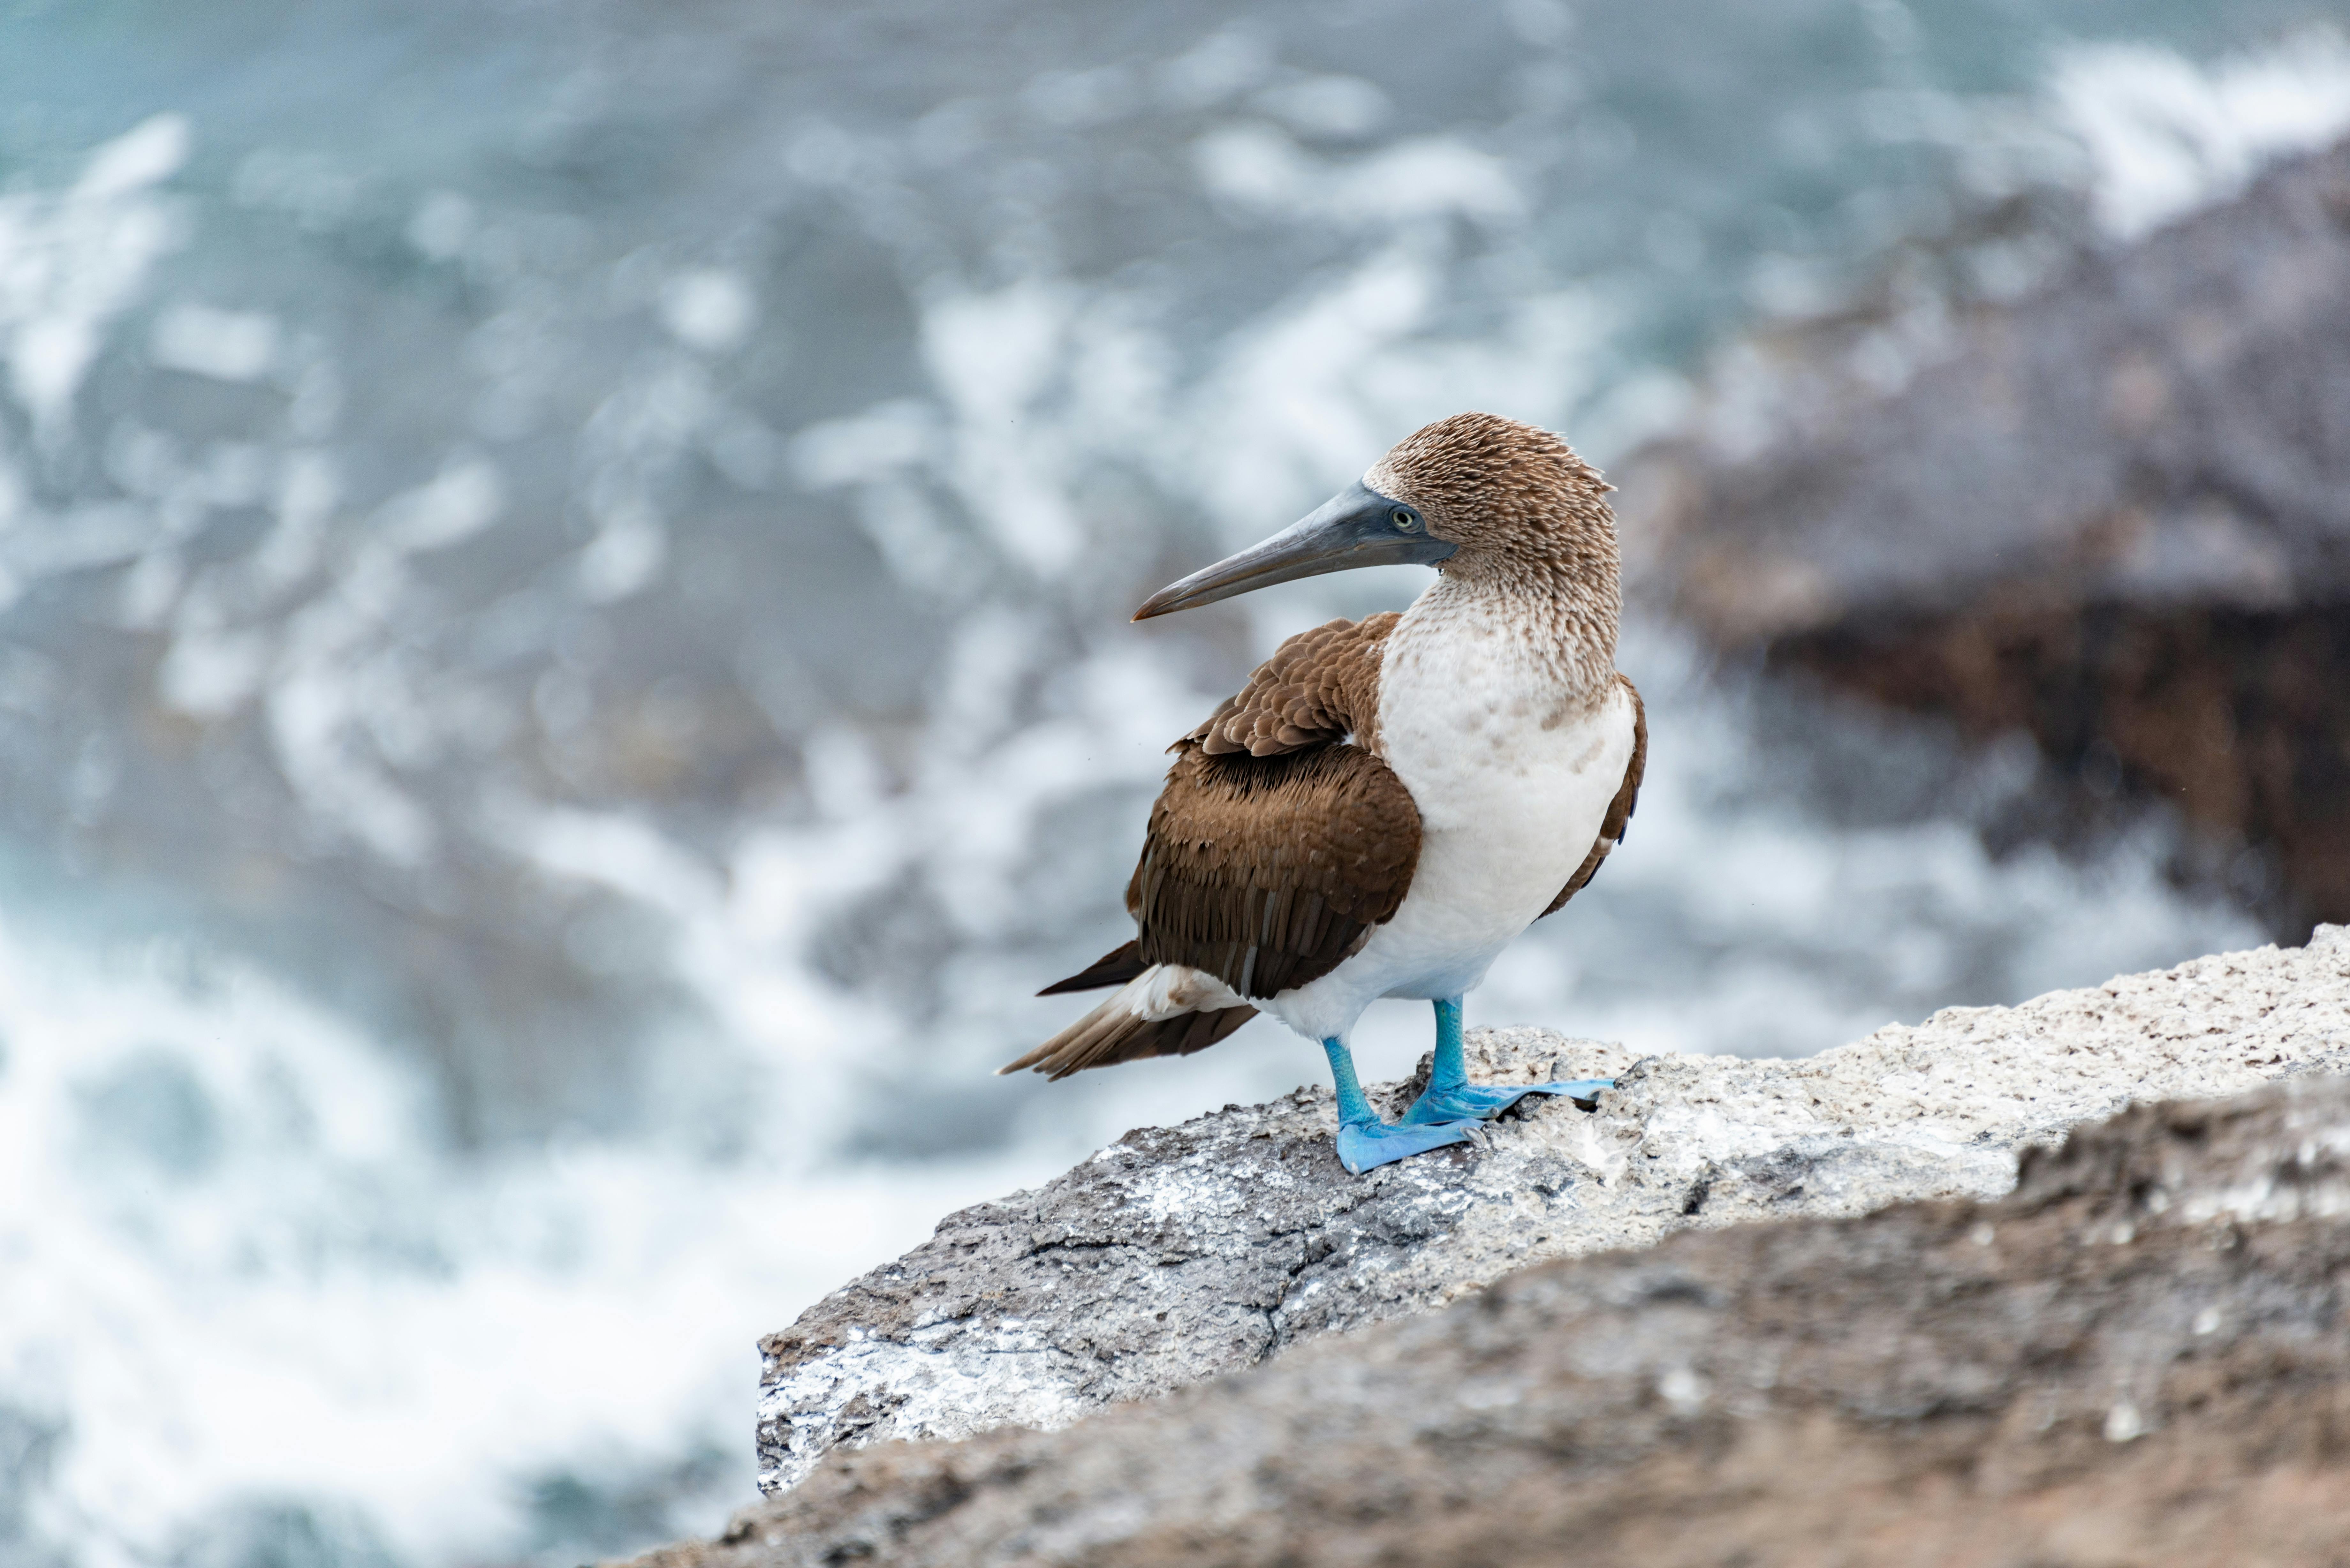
<box><xmin>1004</xmin><ymin>961</ymin><xmax>1256</xmax><ymax>1080</ymax></box>
<box><xmin>1037</xmin><ymin>939</ymin><xmax>1150</xmax><ymax>997</ymax></box>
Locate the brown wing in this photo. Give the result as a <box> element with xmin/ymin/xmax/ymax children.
<box><xmin>1131</xmin><ymin>739</ymin><xmax>1421</xmax><ymax>999</ymax></box>
<box><xmin>1541</xmin><ymin>674</ymin><xmax>1646</xmax><ymax>918</ymax></box>
<box><xmin>1010</xmin><ymin>615</ymin><xmax>1418</xmax><ymax>1078</ymax></box>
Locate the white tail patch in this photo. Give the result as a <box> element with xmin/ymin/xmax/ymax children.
<box><xmin>1123</xmin><ymin>963</ymin><xmax>1248</xmax><ymax>1021</ymax></box>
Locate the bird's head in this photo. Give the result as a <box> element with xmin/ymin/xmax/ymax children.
<box><xmin>1133</xmin><ymin>411</ymin><xmax>1615</xmax><ymax>621</ymax></box>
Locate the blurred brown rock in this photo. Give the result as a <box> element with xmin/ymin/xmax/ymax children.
<box><xmin>1620</xmin><ymin>138</ymin><xmax>2350</xmax><ymax>933</ymax></box>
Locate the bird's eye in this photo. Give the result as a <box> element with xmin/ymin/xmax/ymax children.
<box><xmin>1391</xmin><ymin>508</ymin><xmax>1421</xmax><ymax>533</ymax></box>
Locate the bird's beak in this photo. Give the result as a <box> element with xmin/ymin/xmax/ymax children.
<box><xmin>1132</xmin><ymin>481</ymin><xmax>1457</xmax><ymax>621</ymax></box>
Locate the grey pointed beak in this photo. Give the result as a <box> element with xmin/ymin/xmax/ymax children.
<box><xmin>1132</xmin><ymin>481</ymin><xmax>1456</xmax><ymax>621</ymax></box>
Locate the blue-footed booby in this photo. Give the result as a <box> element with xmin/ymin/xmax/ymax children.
<box><xmin>1003</xmin><ymin>412</ymin><xmax>1645</xmax><ymax>1174</ymax></box>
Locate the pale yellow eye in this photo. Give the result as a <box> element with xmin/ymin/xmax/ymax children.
<box><xmin>1391</xmin><ymin>508</ymin><xmax>1421</xmax><ymax>533</ymax></box>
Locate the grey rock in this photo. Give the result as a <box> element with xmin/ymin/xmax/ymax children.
<box><xmin>754</xmin><ymin>924</ymin><xmax>2350</xmax><ymax>1495</ymax></box>
<box><xmin>1625</xmin><ymin>138</ymin><xmax>2350</xmax><ymax>645</ymax></box>
<box><xmin>1615</xmin><ymin>138</ymin><xmax>2350</xmax><ymax>929</ymax></box>
<box><xmin>643</xmin><ymin>1012</ymin><xmax>2350</xmax><ymax>1565</ymax></box>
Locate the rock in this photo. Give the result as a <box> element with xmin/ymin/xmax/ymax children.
<box><xmin>1620</xmin><ymin>139</ymin><xmax>2350</xmax><ymax>930</ymax></box>
<box><xmin>750</xmin><ymin>926</ymin><xmax>2350</xmax><ymax>1496</ymax></box>
<box><xmin>642</xmin><ymin>1048</ymin><xmax>2350</xmax><ymax>1565</ymax></box>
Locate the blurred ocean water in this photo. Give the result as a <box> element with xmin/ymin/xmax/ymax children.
<box><xmin>0</xmin><ymin>2</ymin><xmax>2345</xmax><ymax>1562</ymax></box>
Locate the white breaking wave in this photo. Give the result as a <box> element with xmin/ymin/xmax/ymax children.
<box><xmin>2052</xmin><ymin>27</ymin><xmax>2350</xmax><ymax>240</ymax></box>
<box><xmin>0</xmin><ymin>915</ymin><xmax>1064</xmax><ymax>1568</ymax></box>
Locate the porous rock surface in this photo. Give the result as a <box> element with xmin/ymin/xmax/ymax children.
<box><xmin>643</xmin><ymin>1066</ymin><xmax>2350</xmax><ymax>1568</ymax></box>
<box><xmin>752</xmin><ymin>926</ymin><xmax>2350</xmax><ymax>1496</ymax></box>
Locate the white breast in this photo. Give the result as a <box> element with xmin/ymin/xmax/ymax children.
<box><xmin>1260</xmin><ymin>587</ymin><xmax>1634</xmax><ymax>1043</ymax></box>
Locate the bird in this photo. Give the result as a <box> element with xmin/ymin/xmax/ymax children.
<box><xmin>1001</xmin><ymin>412</ymin><xmax>1645</xmax><ymax>1174</ymax></box>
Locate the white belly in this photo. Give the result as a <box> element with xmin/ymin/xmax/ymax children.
<box><xmin>1261</xmin><ymin>612</ymin><xmax>1634</xmax><ymax>1044</ymax></box>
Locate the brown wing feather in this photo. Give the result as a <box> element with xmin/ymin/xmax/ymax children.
<box><xmin>1037</xmin><ymin>940</ymin><xmax>1148</xmax><ymax>996</ymax></box>
<box><xmin>1010</xmin><ymin>614</ymin><xmax>1418</xmax><ymax>1080</ymax></box>
<box><xmin>1131</xmin><ymin>740</ymin><xmax>1420</xmax><ymax>999</ymax></box>
<box><xmin>1190</xmin><ymin>613</ymin><xmax>1399</xmax><ymax>758</ymax></box>
<box><xmin>1542</xmin><ymin>674</ymin><xmax>1646</xmax><ymax>918</ymax></box>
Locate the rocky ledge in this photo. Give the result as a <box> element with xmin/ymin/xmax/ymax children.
<box><xmin>644</xmin><ymin>1063</ymin><xmax>2350</xmax><ymax>1567</ymax></box>
<box><xmin>748</xmin><ymin>927</ymin><xmax>2350</xmax><ymax>1499</ymax></box>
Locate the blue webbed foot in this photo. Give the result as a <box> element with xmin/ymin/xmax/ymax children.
<box><xmin>1318</xmin><ymin>1030</ymin><xmax>1506</xmax><ymax>1176</ymax></box>
<box><xmin>1400</xmin><ymin>1077</ymin><xmax>1615</xmax><ymax>1127</ymax></box>
<box><xmin>1334</xmin><ymin>1115</ymin><xmax>1479</xmax><ymax>1174</ymax></box>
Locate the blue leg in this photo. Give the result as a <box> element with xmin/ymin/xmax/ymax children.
<box><xmin>1399</xmin><ymin>997</ymin><xmax>1614</xmax><ymax>1126</ymax></box>
<box><xmin>1323</xmin><ymin>1036</ymin><xmax>1478</xmax><ymax>1174</ymax></box>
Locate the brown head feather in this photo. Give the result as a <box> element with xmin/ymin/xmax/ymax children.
<box><xmin>1366</xmin><ymin>411</ymin><xmax>1616</xmax><ymax>564</ymax></box>
<box><xmin>1367</xmin><ymin>410</ymin><xmax>1622</xmax><ymax>703</ymax></box>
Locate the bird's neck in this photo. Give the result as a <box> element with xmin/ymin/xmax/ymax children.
<box><xmin>1403</xmin><ymin>554</ymin><xmax>1621</xmax><ymax>709</ymax></box>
